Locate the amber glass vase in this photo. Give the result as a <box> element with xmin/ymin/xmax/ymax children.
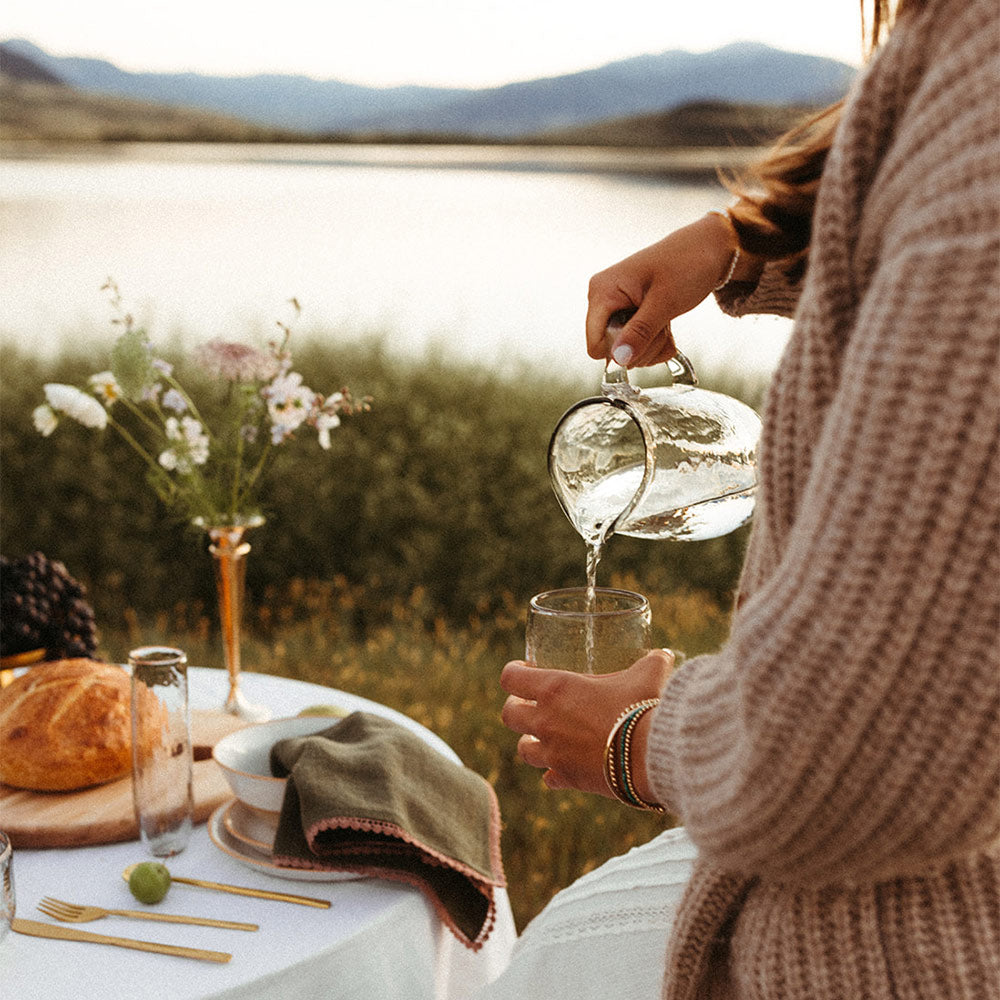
<box><xmin>201</xmin><ymin>516</ymin><xmax>270</xmax><ymax>721</ymax></box>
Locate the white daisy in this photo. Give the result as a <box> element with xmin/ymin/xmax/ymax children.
<box><xmin>88</xmin><ymin>371</ymin><xmax>121</xmax><ymax>407</ymax></box>
<box><xmin>43</xmin><ymin>383</ymin><xmax>108</xmax><ymax>430</ymax></box>
<box><xmin>264</xmin><ymin>371</ymin><xmax>315</xmax><ymax>442</ymax></box>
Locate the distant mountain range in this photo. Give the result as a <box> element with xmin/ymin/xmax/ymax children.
<box><xmin>1</xmin><ymin>37</ymin><xmax>854</xmax><ymax>139</ymax></box>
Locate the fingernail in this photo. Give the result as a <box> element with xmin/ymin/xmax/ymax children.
<box><xmin>612</xmin><ymin>343</ymin><xmax>633</xmax><ymax>367</ymax></box>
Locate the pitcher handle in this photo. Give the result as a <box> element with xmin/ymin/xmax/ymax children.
<box><xmin>667</xmin><ymin>350</ymin><xmax>698</xmax><ymax>386</ymax></box>
<box><xmin>604</xmin><ymin>307</ymin><xmax>698</xmax><ymax>389</ymax></box>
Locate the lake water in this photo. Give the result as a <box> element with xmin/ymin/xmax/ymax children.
<box><xmin>0</xmin><ymin>143</ymin><xmax>791</xmax><ymax>382</ymax></box>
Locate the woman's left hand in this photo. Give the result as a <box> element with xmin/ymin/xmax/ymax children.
<box><xmin>500</xmin><ymin>650</ymin><xmax>674</xmax><ymax>797</ymax></box>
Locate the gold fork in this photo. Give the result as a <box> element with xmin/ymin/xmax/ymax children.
<box><xmin>38</xmin><ymin>897</ymin><xmax>258</xmax><ymax>931</ymax></box>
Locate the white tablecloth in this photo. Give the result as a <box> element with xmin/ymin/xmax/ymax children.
<box><xmin>3</xmin><ymin>668</ymin><xmax>516</xmax><ymax>1000</ymax></box>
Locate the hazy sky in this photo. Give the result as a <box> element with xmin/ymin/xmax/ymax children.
<box><xmin>4</xmin><ymin>1</ymin><xmax>864</xmax><ymax>88</ymax></box>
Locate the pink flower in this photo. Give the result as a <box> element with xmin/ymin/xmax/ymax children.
<box><xmin>194</xmin><ymin>340</ymin><xmax>280</xmax><ymax>382</ymax></box>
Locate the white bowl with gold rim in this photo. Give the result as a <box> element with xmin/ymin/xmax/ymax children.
<box><xmin>212</xmin><ymin>715</ymin><xmax>342</xmax><ymax>813</ymax></box>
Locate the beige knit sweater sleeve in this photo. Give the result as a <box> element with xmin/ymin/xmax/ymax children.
<box><xmin>647</xmin><ymin>0</ymin><xmax>1000</xmax><ymax>887</ymax></box>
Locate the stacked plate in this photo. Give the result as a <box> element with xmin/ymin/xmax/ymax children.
<box><xmin>221</xmin><ymin>798</ymin><xmax>279</xmax><ymax>854</ymax></box>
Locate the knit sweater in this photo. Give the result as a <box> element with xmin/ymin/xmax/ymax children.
<box><xmin>646</xmin><ymin>2</ymin><xmax>1000</xmax><ymax>998</ymax></box>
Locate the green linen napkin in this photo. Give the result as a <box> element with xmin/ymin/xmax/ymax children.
<box><xmin>269</xmin><ymin>711</ymin><xmax>505</xmax><ymax>950</ymax></box>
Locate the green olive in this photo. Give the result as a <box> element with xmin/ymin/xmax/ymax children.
<box><xmin>128</xmin><ymin>861</ymin><xmax>171</xmax><ymax>904</ymax></box>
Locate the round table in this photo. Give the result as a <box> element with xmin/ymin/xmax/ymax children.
<box><xmin>3</xmin><ymin>668</ymin><xmax>516</xmax><ymax>999</ymax></box>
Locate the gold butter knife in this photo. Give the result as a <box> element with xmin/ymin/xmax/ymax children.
<box><xmin>167</xmin><ymin>875</ymin><xmax>332</xmax><ymax>908</ymax></box>
<box><xmin>12</xmin><ymin>918</ymin><xmax>232</xmax><ymax>963</ymax></box>
<box><xmin>121</xmin><ymin>864</ymin><xmax>332</xmax><ymax>908</ymax></box>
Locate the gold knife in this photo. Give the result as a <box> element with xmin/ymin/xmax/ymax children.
<box><xmin>168</xmin><ymin>875</ymin><xmax>332</xmax><ymax>908</ymax></box>
<box><xmin>12</xmin><ymin>918</ymin><xmax>232</xmax><ymax>963</ymax></box>
<box><xmin>121</xmin><ymin>864</ymin><xmax>332</xmax><ymax>908</ymax></box>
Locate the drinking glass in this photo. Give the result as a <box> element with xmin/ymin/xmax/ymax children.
<box><xmin>129</xmin><ymin>646</ymin><xmax>194</xmax><ymax>857</ymax></box>
<box><xmin>0</xmin><ymin>832</ymin><xmax>14</xmax><ymax>942</ymax></box>
<box><xmin>526</xmin><ymin>587</ymin><xmax>651</xmax><ymax>674</ymax></box>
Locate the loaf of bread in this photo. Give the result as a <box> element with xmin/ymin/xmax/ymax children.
<box><xmin>0</xmin><ymin>659</ymin><xmax>138</xmax><ymax>791</ymax></box>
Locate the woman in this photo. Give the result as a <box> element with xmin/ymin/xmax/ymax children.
<box><xmin>493</xmin><ymin>1</ymin><xmax>999</xmax><ymax>997</ymax></box>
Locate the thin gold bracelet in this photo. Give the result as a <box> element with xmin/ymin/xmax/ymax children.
<box><xmin>706</xmin><ymin>209</ymin><xmax>741</xmax><ymax>290</ymax></box>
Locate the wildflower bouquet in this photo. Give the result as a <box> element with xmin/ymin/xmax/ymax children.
<box><xmin>34</xmin><ymin>285</ymin><xmax>370</xmax><ymax>526</ymax></box>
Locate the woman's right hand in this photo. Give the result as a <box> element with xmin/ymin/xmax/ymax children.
<box><xmin>585</xmin><ymin>210</ymin><xmax>754</xmax><ymax>369</ymax></box>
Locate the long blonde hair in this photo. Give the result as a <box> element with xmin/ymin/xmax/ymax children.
<box><xmin>727</xmin><ymin>1</ymin><xmax>922</xmax><ymax>274</ymax></box>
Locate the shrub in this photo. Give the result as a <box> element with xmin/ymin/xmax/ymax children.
<box><xmin>2</xmin><ymin>337</ymin><xmax>758</xmax><ymax>632</ymax></box>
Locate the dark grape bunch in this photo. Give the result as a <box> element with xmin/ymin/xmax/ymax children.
<box><xmin>0</xmin><ymin>551</ymin><xmax>98</xmax><ymax>660</ymax></box>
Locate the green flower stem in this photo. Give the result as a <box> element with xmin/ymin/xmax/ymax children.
<box><xmin>106</xmin><ymin>402</ymin><xmax>216</xmax><ymax>520</ymax></box>
<box><xmin>117</xmin><ymin>395</ymin><xmax>167</xmax><ymax>440</ymax></box>
<box><xmin>230</xmin><ymin>430</ymin><xmax>245</xmax><ymax>521</ymax></box>
<box><xmin>104</xmin><ymin>413</ymin><xmax>172</xmax><ymax>487</ymax></box>
<box><xmin>235</xmin><ymin>440</ymin><xmax>273</xmax><ymax>512</ymax></box>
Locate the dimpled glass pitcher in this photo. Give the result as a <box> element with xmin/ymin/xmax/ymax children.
<box><xmin>549</xmin><ymin>346</ymin><xmax>763</xmax><ymax>546</ymax></box>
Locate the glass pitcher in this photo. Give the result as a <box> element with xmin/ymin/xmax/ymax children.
<box><xmin>548</xmin><ymin>345</ymin><xmax>762</xmax><ymax>545</ymax></box>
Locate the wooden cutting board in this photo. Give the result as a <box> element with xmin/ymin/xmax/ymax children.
<box><xmin>1</xmin><ymin>710</ymin><xmax>250</xmax><ymax>849</ymax></box>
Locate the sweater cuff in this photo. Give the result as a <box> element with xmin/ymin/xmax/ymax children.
<box><xmin>714</xmin><ymin>258</ymin><xmax>801</xmax><ymax>319</ymax></box>
<box><xmin>645</xmin><ymin>651</ymin><xmax>740</xmax><ymax>820</ymax></box>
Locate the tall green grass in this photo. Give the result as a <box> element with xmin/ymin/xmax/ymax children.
<box><xmin>1</xmin><ymin>336</ymin><xmax>765</xmax><ymax>929</ymax></box>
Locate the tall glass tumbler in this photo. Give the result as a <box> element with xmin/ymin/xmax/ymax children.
<box><xmin>526</xmin><ymin>588</ymin><xmax>651</xmax><ymax>674</ymax></box>
<box><xmin>129</xmin><ymin>646</ymin><xmax>194</xmax><ymax>857</ymax></box>
<box><xmin>0</xmin><ymin>832</ymin><xmax>14</xmax><ymax>942</ymax></box>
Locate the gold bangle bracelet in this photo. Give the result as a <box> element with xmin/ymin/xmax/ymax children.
<box><xmin>603</xmin><ymin>705</ymin><xmax>637</xmax><ymax>803</ymax></box>
<box><xmin>603</xmin><ymin>699</ymin><xmax>662</xmax><ymax>810</ymax></box>
<box><xmin>618</xmin><ymin>705</ymin><xmax>666</xmax><ymax>813</ymax></box>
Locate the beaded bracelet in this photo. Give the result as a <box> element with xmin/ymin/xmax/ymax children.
<box><xmin>603</xmin><ymin>699</ymin><xmax>666</xmax><ymax>813</ymax></box>
<box><xmin>706</xmin><ymin>209</ymin><xmax>742</xmax><ymax>290</ymax></box>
